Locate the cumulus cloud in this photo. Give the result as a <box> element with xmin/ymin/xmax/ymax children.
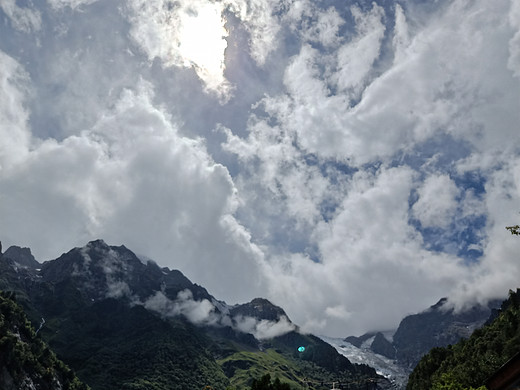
<box><xmin>412</xmin><ymin>174</ymin><xmax>460</xmax><ymax>229</ymax></box>
<box><xmin>222</xmin><ymin>0</ymin><xmax>520</xmax><ymax>335</ymax></box>
<box><xmin>0</xmin><ymin>78</ymin><xmax>265</xmax><ymax>304</ymax></box>
<box><xmin>144</xmin><ymin>289</ymin><xmax>220</xmax><ymax>325</ymax></box>
<box><xmin>2</xmin><ymin>0</ymin><xmax>520</xmax><ymax>338</ymax></box>
<box><xmin>233</xmin><ymin>314</ymin><xmax>295</xmax><ymax>340</ymax></box>
<box><xmin>143</xmin><ymin>289</ymin><xmax>295</xmax><ymax>339</ymax></box>
<box><xmin>333</xmin><ymin>3</ymin><xmax>386</xmax><ymax>95</ymax></box>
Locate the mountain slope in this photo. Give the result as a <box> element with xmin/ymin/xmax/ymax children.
<box><xmin>44</xmin><ymin>298</ymin><xmax>229</xmax><ymax>390</ymax></box>
<box><xmin>0</xmin><ymin>290</ymin><xmax>89</xmax><ymax>390</ymax></box>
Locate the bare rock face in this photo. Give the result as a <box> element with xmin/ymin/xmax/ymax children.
<box><xmin>392</xmin><ymin>298</ymin><xmax>499</xmax><ymax>369</ymax></box>
<box><xmin>230</xmin><ymin>298</ymin><xmax>290</xmax><ymax>322</ymax></box>
<box><xmin>3</xmin><ymin>246</ymin><xmax>40</xmax><ymax>270</ymax></box>
<box><xmin>370</xmin><ymin>332</ymin><xmax>396</xmax><ymax>359</ymax></box>
<box><xmin>39</xmin><ymin>239</ymin><xmax>213</xmax><ymax>304</ymax></box>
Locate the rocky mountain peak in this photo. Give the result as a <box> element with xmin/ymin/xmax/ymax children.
<box><xmin>230</xmin><ymin>297</ymin><xmax>290</xmax><ymax>322</ymax></box>
<box><xmin>40</xmin><ymin>240</ymin><xmax>144</xmax><ymax>294</ymax></box>
<box><xmin>3</xmin><ymin>246</ymin><xmax>40</xmax><ymax>270</ymax></box>
<box><xmin>38</xmin><ymin>240</ymin><xmax>214</xmax><ymax>305</ymax></box>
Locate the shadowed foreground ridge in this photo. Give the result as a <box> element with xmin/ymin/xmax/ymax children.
<box><xmin>0</xmin><ymin>291</ymin><xmax>89</xmax><ymax>390</ymax></box>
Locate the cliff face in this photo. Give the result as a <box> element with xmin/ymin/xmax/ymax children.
<box><xmin>392</xmin><ymin>298</ymin><xmax>498</xmax><ymax>369</ymax></box>
<box><xmin>407</xmin><ymin>289</ymin><xmax>520</xmax><ymax>390</ymax></box>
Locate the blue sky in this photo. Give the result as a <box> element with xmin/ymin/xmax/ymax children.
<box><xmin>1</xmin><ymin>0</ymin><xmax>520</xmax><ymax>337</ymax></box>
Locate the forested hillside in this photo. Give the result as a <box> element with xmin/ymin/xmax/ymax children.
<box><xmin>407</xmin><ymin>289</ymin><xmax>520</xmax><ymax>390</ymax></box>
<box><xmin>0</xmin><ymin>291</ymin><xmax>89</xmax><ymax>390</ymax></box>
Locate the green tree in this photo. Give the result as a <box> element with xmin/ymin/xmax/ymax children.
<box><xmin>250</xmin><ymin>374</ymin><xmax>291</xmax><ymax>390</ymax></box>
<box><xmin>0</xmin><ymin>291</ymin><xmax>89</xmax><ymax>390</ymax></box>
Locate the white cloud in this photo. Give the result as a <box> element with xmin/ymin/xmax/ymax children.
<box><xmin>0</xmin><ymin>80</ymin><xmax>266</xmax><ymax>303</ymax></box>
<box><xmin>224</xmin><ymin>0</ymin><xmax>281</xmax><ymax>65</ymax></box>
<box><xmin>250</xmin><ymin>167</ymin><xmax>468</xmax><ymax>336</ymax></box>
<box><xmin>233</xmin><ymin>314</ymin><xmax>295</xmax><ymax>340</ymax></box>
<box><xmin>259</xmin><ymin>0</ymin><xmax>520</xmax><ymax>167</ymax></box>
<box><xmin>333</xmin><ymin>4</ymin><xmax>386</xmax><ymax>95</ymax></box>
<box><xmin>307</xmin><ymin>7</ymin><xmax>344</xmax><ymax>48</ymax></box>
<box><xmin>219</xmin><ymin>0</ymin><xmax>520</xmax><ymax>335</ymax></box>
<box><xmin>125</xmin><ymin>0</ymin><xmax>284</xmax><ymax>100</ymax></box>
<box><xmin>127</xmin><ymin>0</ymin><xmax>232</xmax><ymax>101</ymax></box>
<box><xmin>106</xmin><ymin>280</ymin><xmax>132</xmax><ymax>299</ymax></box>
<box><xmin>449</xmin><ymin>156</ymin><xmax>520</xmax><ymax>307</ymax></box>
<box><xmin>2</xmin><ymin>0</ymin><xmax>520</xmax><ymax>339</ymax></box>
<box><xmin>285</xmin><ymin>4</ymin><xmax>345</xmax><ymax>48</ymax></box>
<box><xmin>47</xmin><ymin>0</ymin><xmax>99</xmax><ymax>9</ymax></box>
<box><xmin>412</xmin><ymin>174</ymin><xmax>460</xmax><ymax>229</ymax></box>
<box><xmin>222</xmin><ymin>115</ymin><xmax>332</xmax><ymax>228</ymax></box>
<box><xmin>143</xmin><ymin>289</ymin><xmax>220</xmax><ymax>325</ymax></box>
<box><xmin>508</xmin><ymin>0</ymin><xmax>520</xmax><ymax>77</ymax></box>
<box><xmin>0</xmin><ymin>0</ymin><xmax>41</xmax><ymax>33</ymax></box>
<box><xmin>325</xmin><ymin>305</ymin><xmax>352</xmax><ymax>321</ymax></box>
<box><xmin>0</xmin><ymin>51</ymin><xmax>31</xmax><ymax>169</ymax></box>
<box><xmin>392</xmin><ymin>3</ymin><xmax>410</xmax><ymax>64</ymax></box>
<box><xmin>143</xmin><ymin>288</ymin><xmax>296</xmax><ymax>338</ymax></box>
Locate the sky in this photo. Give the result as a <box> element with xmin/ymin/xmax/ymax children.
<box><xmin>1</xmin><ymin>0</ymin><xmax>519</xmax><ymax>337</ymax></box>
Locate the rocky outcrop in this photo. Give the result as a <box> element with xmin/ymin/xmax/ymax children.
<box><xmin>392</xmin><ymin>298</ymin><xmax>499</xmax><ymax>369</ymax></box>
<box><xmin>230</xmin><ymin>297</ymin><xmax>290</xmax><ymax>322</ymax></box>
<box><xmin>3</xmin><ymin>246</ymin><xmax>40</xmax><ymax>270</ymax></box>
<box><xmin>370</xmin><ymin>332</ymin><xmax>396</xmax><ymax>359</ymax></box>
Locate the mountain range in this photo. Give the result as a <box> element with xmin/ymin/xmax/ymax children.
<box><xmin>0</xmin><ymin>239</ymin><xmax>388</xmax><ymax>390</ymax></box>
<box><xmin>326</xmin><ymin>294</ymin><xmax>500</xmax><ymax>389</ymax></box>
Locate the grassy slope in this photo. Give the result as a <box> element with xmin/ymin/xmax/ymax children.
<box><xmin>216</xmin><ymin>333</ymin><xmax>381</xmax><ymax>390</ymax></box>
<box><xmin>219</xmin><ymin>349</ymin><xmax>303</xmax><ymax>389</ymax></box>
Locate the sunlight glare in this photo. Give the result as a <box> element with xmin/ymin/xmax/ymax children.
<box><xmin>178</xmin><ymin>3</ymin><xmax>228</xmax><ymax>91</ymax></box>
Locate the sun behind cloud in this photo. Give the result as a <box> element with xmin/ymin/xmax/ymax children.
<box><xmin>128</xmin><ymin>0</ymin><xmax>232</xmax><ymax>101</ymax></box>
<box><xmin>177</xmin><ymin>3</ymin><xmax>228</xmax><ymax>89</ymax></box>
<box><xmin>175</xmin><ymin>2</ymin><xmax>234</xmax><ymax>101</ymax></box>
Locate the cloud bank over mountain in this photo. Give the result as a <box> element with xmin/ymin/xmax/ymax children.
<box><xmin>1</xmin><ymin>0</ymin><xmax>520</xmax><ymax>336</ymax></box>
